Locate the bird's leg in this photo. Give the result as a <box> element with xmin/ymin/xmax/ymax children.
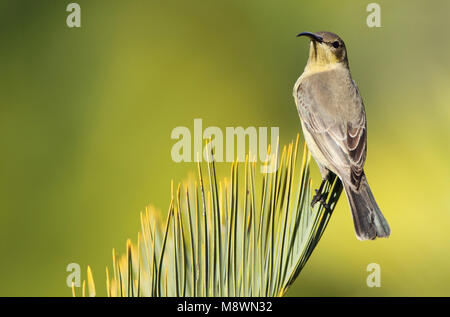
<box><xmin>318</xmin><ymin>193</ymin><xmax>330</xmax><ymax>210</ymax></box>
<box><xmin>311</xmin><ymin>170</ymin><xmax>330</xmax><ymax>208</ymax></box>
<box><xmin>311</xmin><ymin>178</ymin><xmax>327</xmax><ymax>207</ymax></box>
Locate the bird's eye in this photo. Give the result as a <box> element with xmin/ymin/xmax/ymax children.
<box><xmin>332</xmin><ymin>41</ymin><xmax>340</xmax><ymax>48</ymax></box>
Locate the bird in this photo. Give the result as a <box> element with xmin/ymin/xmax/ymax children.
<box><xmin>293</xmin><ymin>31</ymin><xmax>390</xmax><ymax>240</ymax></box>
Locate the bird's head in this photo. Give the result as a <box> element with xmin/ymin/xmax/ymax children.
<box><xmin>297</xmin><ymin>31</ymin><xmax>348</xmax><ymax>71</ymax></box>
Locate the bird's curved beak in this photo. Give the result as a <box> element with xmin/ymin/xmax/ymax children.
<box><xmin>296</xmin><ymin>32</ymin><xmax>323</xmax><ymax>43</ymax></box>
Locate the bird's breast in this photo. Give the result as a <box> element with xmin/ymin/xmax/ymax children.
<box><xmin>294</xmin><ymin>66</ymin><xmax>362</xmax><ymax>119</ymax></box>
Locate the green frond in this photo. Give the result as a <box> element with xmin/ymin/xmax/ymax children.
<box><xmin>82</xmin><ymin>135</ymin><xmax>343</xmax><ymax>297</ymax></box>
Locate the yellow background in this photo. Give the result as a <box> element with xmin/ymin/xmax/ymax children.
<box><xmin>0</xmin><ymin>0</ymin><xmax>449</xmax><ymax>296</ymax></box>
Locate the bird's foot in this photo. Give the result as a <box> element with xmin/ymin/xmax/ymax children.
<box><xmin>311</xmin><ymin>189</ymin><xmax>321</xmax><ymax>207</ymax></box>
<box><xmin>311</xmin><ymin>189</ymin><xmax>326</xmax><ymax>207</ymax></box>
<box><xmin>311</xmin><ymin>189</ymin><xmax>329</xmax><ymax>209</ymax></box>
<box><xmin>319</xmin><ymin>194</ymin><xmax>330</xmax><ymax>210</ymax></box>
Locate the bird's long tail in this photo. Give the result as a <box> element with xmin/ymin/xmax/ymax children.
<box><xmin>343</xmin><ymin>174</ymin><xmax>390</xmax><ymax>240</ymax></box>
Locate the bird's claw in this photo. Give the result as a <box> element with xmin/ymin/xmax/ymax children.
<box><xmin>311</xmin><ymin>190</ymin><xmax>329</xmax><ymax>209</ymax></box>
<box><xmin>319</xmin><ymin>195</ymin><xmax>330</xmax><ymax>210</ymax></box>
<box><xmin>311</xmin><ymin>190</ymin><xmax>321</xmax><ymax>207</ymax></box>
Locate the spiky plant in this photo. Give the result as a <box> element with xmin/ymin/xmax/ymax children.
<box><xmin>74</xmin><ymin>135</ymin><xmax>342</xmax><ymax>297</ymax></box>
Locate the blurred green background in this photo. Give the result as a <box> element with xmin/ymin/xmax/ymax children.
<box><xmin>0</xmin><ymin>0</ymin><xmax>449</xmax><ymax>296</ymax></box>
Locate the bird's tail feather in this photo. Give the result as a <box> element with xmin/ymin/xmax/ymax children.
<box><xmin>343</xmin><ymin>174</ymin><xmax>390</xmax><ymax>240</ymax></box>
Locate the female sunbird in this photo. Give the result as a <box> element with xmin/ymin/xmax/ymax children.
<box><xmin>294</xmin><ymin>31</ymin><xmax>390</xmax><ymax>240</ymax></box>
